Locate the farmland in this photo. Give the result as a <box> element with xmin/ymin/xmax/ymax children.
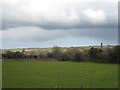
<box><xmin>2</xmin><ymin>45</ymin><xmax>119</xmax><ymax>88</ymax></box>
<box><xmin>2</xmin><ymin>60</ymin><xmax>118</xmax><ymax>88</ymax></box>
<box><xmin>0</xmin><ymin>61</ymin><xmax>1</xmax><ymax>89</ymax></box>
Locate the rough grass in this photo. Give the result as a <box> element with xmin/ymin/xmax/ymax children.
<box><xmin>0</xmin><ymin>61</ymin><xmax>2</xmax><ymax>89</ymax></box>
<box><xmin>2</xmin><ymin>60</ymin><xmax>118</xmax><ymax>88</ymax></box>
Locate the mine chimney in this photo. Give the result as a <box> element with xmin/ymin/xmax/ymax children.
<box><xmin>101</xmin><ymin>43</ymin><xmax>103</xmax><ymax>48</ymax></box>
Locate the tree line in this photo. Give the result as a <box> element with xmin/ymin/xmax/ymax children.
<box><xmin>2</xmin><ymin>46</ymin><xmax>120</xmax><ymax>63</ymax></box>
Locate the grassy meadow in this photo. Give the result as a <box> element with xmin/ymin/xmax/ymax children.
<box><xmin>2</xmin><ymin>60</ymin><xmax>118</xmax><ymax>88</ymax></box>
<box><xmin>0</xmin><ymin>61</ymin><xmax>2</xmax><ymax>89</ymax></box>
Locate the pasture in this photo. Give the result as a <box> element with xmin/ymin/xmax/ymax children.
<box><xmin>2</xmin><ymin>60</ymin><xmax>118</xmax><ymax>88</ymax></box>
<box><xmin>0</xmin><ymin>61</ymin><xmax>2</xmax><ymax>89</ymax></box>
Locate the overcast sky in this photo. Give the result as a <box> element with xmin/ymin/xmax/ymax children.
<box><xmin>0</xmin><ymin>0</ymin><xmax>119</xmax><ymax>49</ymax></box>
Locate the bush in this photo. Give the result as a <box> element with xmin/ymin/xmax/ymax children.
<box><xmin>61</xmin><ymin>52</ymin><xmax>70</xmax><ymax>61</ymax></box>
<box><xmin>2</xmin><ymin>50</ymin><xmax>25</xmax><ymax>59</ymax></box>
<box><xmin>81</xmin><ymin>49</ymin><xmax>89</xmax><ymax>61</ymax></box>
<box><xmin>2</xmin><ymin>50</ymin><xmax>14</xmax><ymax>59</ymax></box>
<box><xmin>108</xmin><ymin>46</ymin><xmax>120</xmax><ymax>63</ymax></box>
<box><xmin>97</xmin><ymin>48</ymin><xmax>110</xmax><ymax>63</ymax></box>
<box><xmin>13</xmin><ymin>51</ymin><xmax>25</xmax><ymax>59</ymax></box>
<box><xmin>52</xmin><ymin>46</ymin><xmax>62</xmax><ymax>60</ymax></box>
<box><xmin>88</xmin><ymin>47</ymin><xmax>102</xmax><ymax>62</ymax></box>
<box><xmin>74</xmin><ymin>52</ymin><xmax>82</xmax><ymax>61</ymax></box>
<box><xmin>2</xmin><ymin>46</ymin><xmax>119</xmax><ymax>64</ymax></box>
<box><xmin>47</xmin><ymin>52</ymin><xmax>53</xmax><ymax>58</ymax></box>
<box><xmin>61</xmin><ymin>48</ymin><xmax>83</xmax><ymax>61</ymax></box>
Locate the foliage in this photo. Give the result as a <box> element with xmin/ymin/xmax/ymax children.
<box><xmin>88</xmin><ymin>47</ymin><xmax>102</xmax><ymax>62</ymax></box>
<box><xmin>2</xmin><ymin>46</ymin><xmax>119</xmax><ymax>63</ymax></box>
<box><xmin>52</xmin><ymin>46</ymin><xmax>62</xmax><ymax>60</ymax></box>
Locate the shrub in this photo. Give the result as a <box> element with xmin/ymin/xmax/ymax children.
<box><xmin>2</xmin><ymin>46</ymin><xmax>119</xmax><ymax>64</ymax></box>
<box><xmin>47</xmin><ymin>52</ymin><xmax>53</xmax><ymax>58</ymax></box>
<box><xmin>98</xmin><ymin>48</ymin><xmax>110</xmax><ymax>63</ymax></box>
<box><xmin>88</xmin><ymin>47</ymin><xmax>102</xmax><ymax>62</ymax></box>
<box><xmin>108</xmin><ymin>46</ymin><xmax>120</xmax><ymax>63</ymax></box>
<box><xmin>2</xmin><ymin>50</ymin><xmax>14</xmax><ymax>59</ymax></box>
<box><xmin>61</xmin><ymin>48</ymin><xmax>83</xmax><ymax>61</ymax></box>
<box><xmin>81</xmin><ymin>49</ymin><xmax>89</xmax><ymax>61</ymax></box>
<box><xmin>52</xmin><ymin>46</ymin><xmax>62</xmax><ymax>60</ymax></box>
<box><xmin>2</xmin><ymin>50</ymin><xmax>25</xmax><ymax>59</ymax></box>
<box><xmin>13</xmin><ymin>51</ymin><xmax>25</xmax><ymax>59</ymax></box>
<box><xmin>74</xmin><ymin>52</ymin><xmax>82</xmax><ymax>61</ymax></box>
<box><xmin>61</xmin><ymin>52</ymin><xmax>71</xmax><ymax>61</ymax></box>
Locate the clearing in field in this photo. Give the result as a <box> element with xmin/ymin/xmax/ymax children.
<box><xmin>2</xmin><ymin>60</ymin><xmax>118</xmax><ymax>88</ymax></box>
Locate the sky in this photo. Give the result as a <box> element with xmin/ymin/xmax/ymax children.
<box><xmin>0</xmin><ymin>0</ymin><xmax>119</xmax><ymax>49</ymax></box>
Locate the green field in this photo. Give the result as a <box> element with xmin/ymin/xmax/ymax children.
<box><xmin>0</xmin><ymin>61</ymin><xmax>2</xmax><ymax>89</ymax></box>
<box><xmin>3</xmin><ymin>60</ymin><xmax>118</xmax><ymax>88</ymax></box>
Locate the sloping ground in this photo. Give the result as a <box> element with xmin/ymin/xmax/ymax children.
<box><xmin>1</xmin><ymin>45</ymin><xmax>114</xmax><ymax>54</ymax></box>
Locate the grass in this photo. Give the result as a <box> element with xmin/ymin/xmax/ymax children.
<box><xmin>2</xmin><ymin>60</ymin><xmax>118</xmax><ymax>88</ymax></box>
<box><xmin>0</xmin><ymin>61</ymin><xmax>2</xmax><ymax>89</ymax></box>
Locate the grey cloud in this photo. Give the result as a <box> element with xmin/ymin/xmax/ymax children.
<box><xmin>2</xmin><ymin>2</ymin><xmax>118</xmax><ymax>30</ymax></box>
<box><xmin>2</xmin><ymin>26</ymin><xmax>117</xmax><ymax>43</ymax></box>
<box><xmin>1</xmin><ymin>1</ymin><xmax>118</xmax><ymax>49</ymax></box>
